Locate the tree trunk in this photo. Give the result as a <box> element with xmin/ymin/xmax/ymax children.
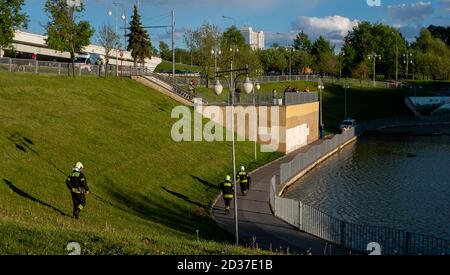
<box><xmin>105</xmin><ymin>58</ymin><xmax>109</xmax><ymax>78</ymax></box>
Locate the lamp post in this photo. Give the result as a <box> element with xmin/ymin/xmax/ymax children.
<box><xmin>286</xmin><ymin>47</ymin><xmax>295</xmax><ymax>81</ymax></box>
<box><xmin>253</xmin><ymin>80</ymin><xmax>261</xmax><ymax>161</ymax></box>
<box><xmin>403</xmin><ymin>52</ymin><xmax>413</xmax><ymax>80</ymax></box>
<box><xmin>211</xmin><ymin>48</ymin><xmax>221</xmax><ymax>73</ymax></box>
<box><xmin>318</xmin><ymin>79</ymin><xmax>325</xmax><ymax>138</ymax></box>
<box><xmin>368</xmin><ymin>52</ymin><xmax>381</xmax><ymax>87</ymax></box>
<box><xmin>213</xmin><ymin>65</ymin><xmax>253</xmax><ymax>247</ymax></box>
<box><xmin>108</xmin><ymin>3</ymin><xmax>126</xmax><ymax>77</ymax></box>
<box><xmin>339</xmin><ymin>51</ymin><xmax>346</xmax><ymax>79</ymax></box>
<box><xmin>343</xmin><ymin>83</ymin><xmax>350</xmax><ymax>120</ymax></box>
<box><xmin>229</xmin><ymin>45</ymin><xmax>239</xmax><ymax>103</ymax></box>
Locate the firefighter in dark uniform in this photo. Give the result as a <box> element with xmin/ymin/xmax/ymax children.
<box><xmin>65</xmin><ymin>162</ymin><xmax>89</xmax><ymax>219</ymax></box>
<box><xmin>237</xmin><ymin>166</ymin><xmax>251</xmax><ymax>196</ymax></box>
<box><xmin>219</xmin><ymin>175</ymin><xmax>234</xmax><ymax>215</ymax></box>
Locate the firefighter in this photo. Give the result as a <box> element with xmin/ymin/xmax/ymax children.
<box><xmin>65</xmin><ymin>162</ymin><xmax>89</xmax><ymax>219</ymax></box>
<box><xmin>218</xmin><ymin>175</ymin><xmax>234</xmax><ymax>215</ymax></box>
<box><xmin>237</xmin><ymin>166</ymin><xmax>251</xmax><ymax>196</ymax></box>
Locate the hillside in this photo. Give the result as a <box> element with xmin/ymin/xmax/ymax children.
<box><xmin>0</xmin><ymin>72</ymin><xmax>281</xmax><ymax>254</ymax></box>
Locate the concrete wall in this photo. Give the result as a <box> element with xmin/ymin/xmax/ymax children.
<box><xmin>195</xmin><ymin>102</ymin><xmax>319</xmax><ymax>154</ymax></box>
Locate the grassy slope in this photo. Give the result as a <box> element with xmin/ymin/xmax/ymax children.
<box><xmin>193</xmin><ymin>80</ymin><xmax>435</xmax><ymax>132</ymax></box>
<box><xmin>154</xmin><ymin>61</ymin><xmax>202</xmax><ymax>73</ymax></box>
<box><xmin>0</xmin><ymin>72</ymin><xmax>281</xmax><ymax>255</ymax></box>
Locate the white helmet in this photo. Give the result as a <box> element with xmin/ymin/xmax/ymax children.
<box><xmin>225</xmin><ymin>175</ymin><xmax>231</xmax><ymax>181</ymax></box>
<box><xmin>241</xmin><ymin>165</ymin><xmax>245</xmax><ymax>172</ymax></box>
<box><xmin>74</xmin><ymin>161</ymin><xmax>83</xmax><ymax>171</ymax></box>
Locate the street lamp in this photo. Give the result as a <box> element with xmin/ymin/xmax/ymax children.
<box><xmin>108</xmin><ymin>3</ymin><xmax>126</xmax><ymax>77</ymax></box>
<box><xmin>211</xmin><ymin>48</ymin><xmax>221</xmax><ymax>73</ymax></box>
<box><xmin>318</xmin><ymin>79</ymin><xmax>325</xmax><ymax>138</ymax></box>
<box><xmin>343</xmin><ymin>83</ymin><xmax>350</xmax><ymax>120</ymax></box>
<box><xmin>213</xmin><ymin>65</ymin><xmax>253</xmax><ymax>247</ymax></box>
<box><xmin>403</xmin><ymin>52</ymin><xmax>413</xmax><ymax>80</ymax></box>
<box><xmin>286</xmin><ymin>47</ymin><xmax>296</xmax><ymax>81</ymax></box>
<box><xmin>368</xmin><ymin>52</ymin><xmax>381</xmax><ymax>87</ymax></box>
<box><xmin>252</xmin><ymin>80</ymin><xmax>261</xmax><ymax>161</ymax></box>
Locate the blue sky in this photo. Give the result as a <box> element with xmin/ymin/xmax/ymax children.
<box><xmin>23</xmin><ymin>0</ymin><xmax>450</xmax><ymax>48</ymax></box>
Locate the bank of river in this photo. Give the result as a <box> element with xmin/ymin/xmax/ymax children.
<box><xmin>284</xmin><ymin>133</ymin><xmax>450</xmax><ymax>240</ymax></box>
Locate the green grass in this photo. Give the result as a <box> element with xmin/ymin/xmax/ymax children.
<box><xmin>154</xmin><ymin>60</ymin><xmax>202</xmax><ymax>73</ymax></box>
<box><xmin>0</xmin><ymin>72</ymin><xmax>281</xmax><ymax>255</ymax></box>
<box><xmin>192</xmin><ymin>80</ymin><xmax>435</xmax><ymax>133</ymax></box>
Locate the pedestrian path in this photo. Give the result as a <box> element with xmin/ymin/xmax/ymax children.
<box><xmin>212</xmin><ymin>141</ymin><xmax>350</xmax><ymax>255</ymax></box>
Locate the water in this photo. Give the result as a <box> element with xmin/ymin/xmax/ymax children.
<box><xmin>284</xmin><ymin>134</ymin><xmax>450</xmax><ymax>241</ymax></box>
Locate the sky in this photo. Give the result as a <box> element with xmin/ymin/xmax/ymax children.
<box><xmin>23</xmin><ymin>0</ymin><xmax>450</xmax><ymax>49</ymax></box>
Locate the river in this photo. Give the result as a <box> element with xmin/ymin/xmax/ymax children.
<box><xmin>283</xmin><ymin>133</ymin><xmax>450</xmax><ymax>241</ymax></box>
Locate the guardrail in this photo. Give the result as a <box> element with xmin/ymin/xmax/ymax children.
<box><xmin>270</xmin><ymin>124</ymin><xmax>450</xmax><ymax>255</ymax></box>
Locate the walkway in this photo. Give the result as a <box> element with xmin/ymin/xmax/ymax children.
<box><xmin>212</xmin><ymin>141</ymin><xmax>350</xmax><ymax>255</ymax></box>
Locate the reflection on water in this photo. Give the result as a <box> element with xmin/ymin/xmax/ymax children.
<box><xmin>284</xmin><ymin>134</ymin><xmax>450</xmax><ymax>240</ymax></box>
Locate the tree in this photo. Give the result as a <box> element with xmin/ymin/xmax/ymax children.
<box><xmin>191</xmin><ymin>23</ymin><xmax>221</xmax><ymax>87</ymax></box>
<box><xmin>221</xmin><ymin>26</ymin><xmax>245</xmax><ymax>49</ymax></box>
<box><xmin>44</xmin><ymin>0</ymin><xmax>94</xmax><ymax>77</ymax></box>
<box><xmin>351</xmin><ymin>62</ymin><xmax>369</xmax><ymax>85</ymax></box>
<box><xmin>98</xmin><ymin>23</ymin><xmax>119</xmax><ymax>77</ymax></box>
<box><xmin>159</xmin><ymin>41</ymin><xmax>171</xmax><ymax>60</ymax></box>
<box><xmin>0</xmin><ymin>0</ymin><xmax>28</xmax><ymax>57</ymax></box>
<box><xmin>311</xmin><ymin>36</ymin><xmax>336</xmax><ymax>75</ymax></box>
<box><xmin>184</xmin><ymin>29</ymin><xmax>195</xmax><ymax>66</ymax></box>
<box><xmin>293</xmin><ymin>31</ymin><xmax>312</xmax><ymax>52</ymax></box>
<box><xmin>127</xmin><ymin>4</ymin><xmax>152</xmax><ymax>67</ymax></box>
<box><xmin>258</xmin><ymin>48</ymin><xmax>287</xmax><ymax>74</ymax></box>
<box><xmin>427</xmin><ymin>25</ymin><xmax>450</xmax><ymax>46</ymax></box>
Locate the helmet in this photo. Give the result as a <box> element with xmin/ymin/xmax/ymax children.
<box><xmin>241</xmin><ymin>166</ymin><xmax>245</xmax><ymax>172</ymax></box>
<box><xmin>74</xmin><ymin>162</ymin><xmax>83</xmax><ymax>171</ymax></box>
<box><xmin>225</xmin><ymin>175</ymin><xmax>231</xmax><ymax>181</ymax></box>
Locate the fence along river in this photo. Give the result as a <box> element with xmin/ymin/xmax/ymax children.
<box><xmin>270</xmin><ymin>126</ymin><xmax>450</xmax><ymax>255</ymax></box>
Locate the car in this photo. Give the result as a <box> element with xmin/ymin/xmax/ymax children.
<box><xmin>339</xmin><ymin>119</ymin><xmax>357</xmax><ymax>132</ymax></box>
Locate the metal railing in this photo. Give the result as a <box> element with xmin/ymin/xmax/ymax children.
<box><xmin>270</xmin><ymin>124</ymin><xmax>450</xmax><ymax>255</ymax></box>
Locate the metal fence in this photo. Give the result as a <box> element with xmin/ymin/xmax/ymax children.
<box><xmin>0</xmin><ymin>57</ymin><xmax>154</xmax><ymax>77</ymax></box>
<box><xmin>270</xmin><ymin>124</ymin><xmax>450</xmax><ymax>255</ymax></box>
<box><xmin>284</xmin><ymin>92</ymin><xmax>318</xmax><ymax>106</ymax></box>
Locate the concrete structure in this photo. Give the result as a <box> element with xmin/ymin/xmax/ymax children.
<box><xmin>2</xmin><ymin>30</ymin><xmax>161</xmax><ymax>71</ymax></box>
<box><xmin>195</xmin><ymin>102</ymin><xmax>319</xmax><ymax>154</ymax></box>
<box><xmin>240</xmin><ymin>26</ymin><xmax>265</xmax><ymax>50</ymax></box>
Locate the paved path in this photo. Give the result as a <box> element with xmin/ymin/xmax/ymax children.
<box><xmin>212</xmin><ymin>141</ymin><xmax>349</xmax><ymax>255</ymax></box>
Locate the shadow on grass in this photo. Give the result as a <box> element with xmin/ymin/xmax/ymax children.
<box><xmin>190</xmin><ymin>175</ymin><xmax>218</xmax><ymax>191</ymax></box>
<box><xmin>103</xmin><ymin>182</ymin><xmax>224</xmax><ymax>241</ymax></box>
<box><xmin>3</xmin><ymin>179</ymin><xmax>70</xmax><ymax>217</ymax></box>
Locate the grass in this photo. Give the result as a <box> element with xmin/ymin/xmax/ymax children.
<box><xmin>154</xmin><ymin>60</ymin><xmax>202</xmax><ymax>73</ymax></box>
<box><xmin>0</xmin><ymin>72</ymin><xmax>281</xmax><ymax>255</ymax></box>
<box><xmin>192</xmin><ymin>80</ymin><xmax>436</xmax><ymax>133</ymax></box>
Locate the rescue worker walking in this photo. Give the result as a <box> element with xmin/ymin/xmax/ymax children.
<box><xmin>237</xmin><ymin>166</ymin><xmax>251</xmax><ymax>196</ymax></box>
<box><xmin>218</xmin><ymin>175</ymin><xmax>234</xmax><ymax>215</ymax></box>
<box><xmin>65</xmin><ymin>162</ymin><xmax>89</xmax><ymax>219</ymax></box>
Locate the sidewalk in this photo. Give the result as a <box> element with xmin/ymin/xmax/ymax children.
<box><xmin>212</xmin><ymin>141</ymin><xmax>350</xmax><ymax>255</ymax></box>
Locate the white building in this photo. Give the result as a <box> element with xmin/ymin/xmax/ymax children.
<box><xmin>1</xmin><ymin>30</ymin><xmax>161</xmax><ymax>71</ymax></box>
<box><xmin>240</xmin><ymin>26</ymin><xmax>265</xmax><ymax>50</ymax></box>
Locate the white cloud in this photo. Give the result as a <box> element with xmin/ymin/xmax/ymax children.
<box><xmin>441</xmin><ymin>0</ymin><xmax>450</xmax><ymax>12</ymax></box>
<box><xmin>140</xmin><ymin>0</ymin><xmax>279</xmax><ymax>9</ymax></box>
<box><xmin>290</xmin><ymin>15</ymin><xmax>359</xmax><ymax>45</ymax></box>
<box><xmin>388</xmin><ymin>2</ymin><xmax>435</xmax><ymax>26</ymax></box>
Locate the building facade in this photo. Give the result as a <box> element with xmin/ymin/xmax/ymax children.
<box><xmin>240</xmin><ymin>26</ymin><xmax>265</xmax><ymax>50</ymax></box>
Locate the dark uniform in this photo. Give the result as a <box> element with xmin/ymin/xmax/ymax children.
<box><xmin>66</xmin><ymin>170</ymin><xmax>89</xmax><ymax>219</ymax></box>
<box><xmin>237</xmin><ymin>171</ymin><xmax>251</xmax><ymax>195</ymax></box>
<box><xmin>219</xmin><ymin>178</ymin><xmax>234</xmax><ymax>215</ymax></box>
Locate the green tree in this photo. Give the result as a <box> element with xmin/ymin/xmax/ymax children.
<box><xmin>221</xmin><ymin>26</ymin><xmax>245</xmax><ymax>49</ymax></box>
<box><xmin>98</xmin><ymin>23</ymin><xmax>119</xmax><ymax>77</ymax></box>
<box><xmin>427</xmin><ymin>25</ymin><xmax>450</xmax><ymax>46</ymax></box>
<box><xmin>44</xmin><ymin>0</ymin><xmax>94</xmax><ymax>77</ymax></box>
<box><xmin>293</xmin><ymin>31</ymin><xmax>312</xmax><ymax>52</ymax></box>
<box><xmin>159</xmin><ymin>41</ymin><xmax>171</xmax><ymax>61</ymax></box>
<box><xmin>258</xmin><ymin>48</ymin><xmax>287</xmax><ymax>74</ymax></box>
<box><xmin>412</xmin><ymin>28</ymin><xmax>450</xmax><ymax>80</ymax></box>
<box><xmin>311</xmin><ymin>36</ymin><xmax>336</xmax><ymax>75</ymax></box>
<box><xmin>351</xmin><ymin>62</ymin><xmax>369</xmax><ymax>85</ymax></box>
<box><xmin>127</xmin><ymin>4</ymin><xmax>152</xmax><ymax>67</ymax></box>
<box><xmin>184</xmin><ymin>29</ymin><xmax>195</xmax><ymax>66</ymax></box>
<box><xmin>191</xmin><ymin>23</ymin><xmax>221</xmax><ymax>87</ymax></box>
<box><xmin>0</xmin><ymin>0</ymin><xmax>28</xmax><ymax>57</ymax></box>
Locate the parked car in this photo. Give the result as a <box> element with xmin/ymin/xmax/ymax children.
<box><xmin>339</xmin><ymin>119</ymin><xmax>357</xmax><ymax>132</ymax></box>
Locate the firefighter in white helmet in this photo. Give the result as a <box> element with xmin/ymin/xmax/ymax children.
<box><xmin>65</xmin><ymin>162</ymin><xmax>89</xmax><ymax>219</ymax></box>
